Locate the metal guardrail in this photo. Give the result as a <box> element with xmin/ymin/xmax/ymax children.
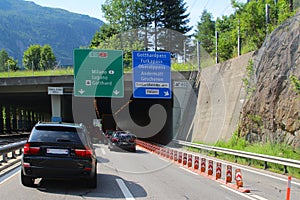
<box><xmin>0</xmin><ymin>140</ymin><xmax>26</xmax><ymax>166</ymax></box>
<box><xmin>174</xmin><ymin>140</ymin><xmax>300</xmax><ymax>173</ymax></box>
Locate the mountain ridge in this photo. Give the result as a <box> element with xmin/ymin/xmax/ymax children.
<box><xmin>0</xmin><ymin>0</ymin><xmax>103</xmax><ymax>66</ymax></box>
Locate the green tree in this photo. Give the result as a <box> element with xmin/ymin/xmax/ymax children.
<box><xmin>40</xmin><ymin>44</ymin><xmax>57</xmax><ymax>70</ymax></box>
<box><xmin>23</xmin><ymin>44</ymin><xmax>42</xmax><ymax>70</ymax></box>
<box><xmin>195</xmin><ymin>10</ymin><xmax>216</xmax><ymax>56</ymax></box>
<box><xmin>0</xmin><ymin>49</ymin><xmax>19</xmax><ymax>72</ymax></box>
<box><xmin>138</xmin><ymin>0</ymin><xmax>160</xmax><ymax>50</ymax></box>
<box><xmin>160</xmin><ymin>0</ymin><xmax>191</xmax><ymax>34</ymax></box>
<box><xmin>239</xmin><ymin>1</ymin><xmax>266</xmax><ymax>51</ymax></box>
<box><xmin>216</xmin><ymin>15</ymin><xmax>237</xmax><ymax>62</ymax></box>
<box><xmin>0</xmin><ymin>49</ymin><xmax>9</xmax><ymax>72</ymax></box>
<box><xmin>277</xmin><ymin>0</ymin><xmax>295</xmax><ymax>24</ymax></box>
<box><xmin>6</xmin><ymin>57</ymin><xmax>19</xmax><ymax>71</ymax></box>
<box><xmin>101</xmin><ymin>0</ymin><xmax>137</xmax><ymax>31</ymax></box>
<box><xmin>100</xmin><ymin>0</ymin><xmax>191</xmax><ymax>52</ymax></box>
<box><xmin>23</xmin><ymin>44</ymin><xmax>56</xmax><ymax>71</ymax></box>
<box><xmin>90</xmin><ymin>24</ymin><xmax>120</xmax><ymax>48</ymax></box>
<box><xmin>157</xmin><ymin>0</ymin><xmax>191</xmax><ymax>54</ymax></box>
<box><xmin>93</xmin><ymin>32</ymin><xmax>144</xmax><ymax>68</ymax></box>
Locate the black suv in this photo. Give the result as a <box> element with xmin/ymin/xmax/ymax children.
<box><xmin>21</xmin><ymin>122</ymin><xmax>97</xmax><ymax>188</ymax></box>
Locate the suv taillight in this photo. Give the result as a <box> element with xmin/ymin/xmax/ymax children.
<box><xmin>112</xmin><ymin>138</ymin><xmax>119</xmax><ymax>143</ymax></box>
<box><xmin>129</xmin><ymin>138</ymin><xmax>135</xmax><ymax>143</ymax></box>
<box><xmin>23</xmin><ymin>143</ymin><xmax>40</xmax><ymax>155</ymax></box>
<box><xmin>75</xmin><ymin>147</ymin><xmax>93</xmax><ymax>157</ymax></box>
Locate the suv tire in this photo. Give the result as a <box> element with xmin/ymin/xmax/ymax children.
<box><xmin>87</xmin><ymin>165</ymin><xmax>97</xmax><ymax>188</ymax></box>
<box><xmin>21</xmin><ymin>170</ymin><xmax>35</xmax><ymax>187</ymax></box>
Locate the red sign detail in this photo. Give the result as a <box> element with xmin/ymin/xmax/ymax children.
<box><xmin>99</xmin><ymin>52</ymin><xmax>108</xmax><ymax>58</ymax></box>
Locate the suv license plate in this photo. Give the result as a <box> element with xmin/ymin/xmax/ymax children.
<box><xmin>47</xmin><ymin>148</ymin><xmax>69</xmax><ymax>155</ymax></box>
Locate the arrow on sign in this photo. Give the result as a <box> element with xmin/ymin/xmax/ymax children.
<box><xmin>164</xmin><ymin>91</ymin><xmax>169</xmax><ymax>96</ymax></box>
<box><xmin>113</xmin><ymin>90</ymin><xmax>120</xmax><ymax>95</ymax></box>
<box><xmin>78</xmin><ymin>89</ymin><xmax>85</xmax><ymax>94</ymax></box>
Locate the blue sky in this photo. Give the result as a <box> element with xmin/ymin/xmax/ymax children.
<box><xmin>27</xmin><ymin>0</ymin><xmax>247</xmax><ymax>29</ymax></box>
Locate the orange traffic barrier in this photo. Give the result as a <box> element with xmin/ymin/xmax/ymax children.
<box><xmin>166</xmin><ymin>149</ymin><xmax>170</xmax><ymax>158</ymax></box>
<box><xmin>208</xmin><ymin>160</ymin><xmax>213</xmax><ymax>176</ymax></box>
<box><xmin>200</xmin><ymin>158</ymin><xmax>206</xmax><ymax>173</ymax></box>
<box><xmin>187</xmin><ymin>154</ymin><xmax>193</xmax><ymax>168</ymax></box>
<box><xmin>216</xmin><ymin>162</ymin><xmax>222</xmax><ymax>180</ymax></box>
<box><xmin>159</xmin><ymin>147</ymin><xmax>164</xmax><ymax>156</ymax></box>
<box><xmin>286</xmin><ymin>176</ymin><xmax>292</xmax><ymax>200</ymax></box>
<box><xmin>235</xmin><ymin>169</ymin><xmax>243</xmax><ymax>188</ymax></box>
<box><xmin>169</xmin><ymin>149</ymin><xmax>173</xmax><ymax>160</ymax></box>
<box><xmin>151</xmin><ymin>144</ymin><xmax>154</xmax><ymax>152</ymax></box>
<box><xmin>183</xmin><ymin>153</ymin><xmax>187</xmax><ymax>166</ymax></box>
<box><xmin>194</xmin><ymin>156</ymin><xmax>199</xmax><ymax>171</ymax></box>
<box><xmin>178</xmin><ymin>152</ymin><xmax>182</xmax><ymax>163</ymax></box>
<box><xmin>226</xmin><ymin>165</ymin><xmax>232</xmax><ymax>183</ymax></box>
<box><xmin>173</xmin><ymin>151</ymin><xmax>178</xmax><ymax>162</ymax></box>
<box><xmin>156</xmin><ymin>146</ymin><xmax>160</xmax><ymax>154</ymax></box>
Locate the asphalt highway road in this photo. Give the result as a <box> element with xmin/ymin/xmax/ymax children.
<box><xmin>0</xmin><ymin>144</ymin><xmax>299</xmax><ymax>200</ymax></box>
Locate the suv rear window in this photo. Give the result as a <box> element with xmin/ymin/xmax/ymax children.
<box><xmin>29</xmin><ymin>125</ymin><xmax>83</xmax><ymax>143</ymax></box>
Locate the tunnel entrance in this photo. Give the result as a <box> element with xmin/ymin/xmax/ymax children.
<box><xmin>96</xmin><ymin>96</ymin><xmax>173</xmax><ymax>145</ymax></box>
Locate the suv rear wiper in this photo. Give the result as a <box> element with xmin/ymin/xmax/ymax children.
<box><xmin>56</xmin><ymin>139</ymin><xmax>72</xmax><ymax>142</ymax></box>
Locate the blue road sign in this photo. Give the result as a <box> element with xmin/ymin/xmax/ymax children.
<box><xmin>132</xmin><ymin>51</ymin><xmax>171</xmax><ymax>99</ymax></box>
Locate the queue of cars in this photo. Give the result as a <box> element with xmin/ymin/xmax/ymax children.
<box><xmin>21</xmin><ymin>122</ymin><xmax>137</xmax><ymax>188</ymax></box>
<box><xmin>107</xmin><ymin>131</ymin><xmax>137</xmax><ymax>152</ymax></box>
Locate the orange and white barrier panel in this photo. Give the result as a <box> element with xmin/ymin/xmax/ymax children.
<box><xmin>183</xmin><ymin>153</ymin><xmax>187</xmax><ymax>166</ymax></box>
<box><xmin>235</xmin><ymin>168</ymin><xmax>243</xmax><ymax>188</ymax></box>
<box><xmin>216</xmin><ymin>162</ymin><xmax>222</xmax><ymax>180</ymax></box>
<box><xmin>187</xmin><ymin>154</ymin><xmax>193</xmax><ymax>168</ymax></box>
<box><xmin>208</xmin><ymin>160</ymin><xmax>213</xmax><ymax>176</ymax></box>
<box><xmin>169</xmin><ymin>149</ymin><xmax>173</xmax><ymax>160</ymax></box>
<box><xmin>194</xmin><ymin>156</ymin><xmax>199</xmax><ymax>171</ymax></box>
<box><xmin>200</xmin><ymin>158</ymin><xmax>206</xmax><ymax>173</ymax></box>
<box><xmin>159</xmin><ymin>147</ymin><xmax>164</xmax><ymax>156</ymax></box>
<box><xmin>226</xmin><ymin>165</ymin><xmax>232</xmax><ymax>183</ymax></box>
<box><xmin>165</xmin><ymin>149</ymin><xmax>169</xmax><ymax>158</ymax></box>
<box><xmin>178</xmin><ymin>152</ymin><xmax>182</xmax><ymax>164</ymax></box>
<box><xmin>173</xmin><ymin>151</ymin><xmax>178</xmax><ymax>162</ymax></box>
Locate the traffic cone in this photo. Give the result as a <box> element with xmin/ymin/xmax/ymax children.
<box><xmin>194</xmin><ymin>156</ymin><xmax>199</xmax><ymax>171</ymax></box>
<box><xmin>178</xmin><ymin>152</ymin><xmax>182</xmax><ymax>164</ymax></box>
<box><xmin>235</xmin><ymin>169</ymin><xmax>243</xmax><ymax>188</ymax></box>
<box><xmin>226</xmin><ymin>165</ymin><xmax>232</xmax><ymax>183</ymax></box>
<box><xmin>208</xmin><ymin>160</ymin><xmax>213</xmax><ymax>176</ymax></box>
<box><xmin>173</xmin><ymin>151</ymin><xmax>178</xmax><ymax>162</ymax></box>
<box><xmin>200</xmin><ymin>158</ymin><xmax>206</xmax><ymax>173</ymax></box>
<box><xmin>183</xmin><ymin>153</ymin><xmax>187</xmax><ymax>166</ymax></box>
<box><xmin>187</xmin><ymin>154</ymin><xmax>193</xmax><ymax>168</ymax></box>
<box><xmin>215</xmin><ymin>162</ymin><xmax>222</xmax><ymax>180</ymax></box>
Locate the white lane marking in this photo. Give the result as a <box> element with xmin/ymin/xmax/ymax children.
<box><xmin>180</xmin><ymin>166</ymin><xmax>199</xmax><ymax>176</ymax></box>
<box><xmin>116</xmin><ymin>178</ymin><xmax>135</xmax><ymax>200</ymax></box>
<box><xmin>249</xmin><ymin>194</ymin><xmax>268</xmax><ymax>200</ymax></box>
<box><xmin>0</xmin><ymin>166</ymin><xmax>20</xmax><ymax>185</ymax></box>
<box><xmin>101</xmin><ymin>148</ymin><xmax>106</xmax><ymax>155</ymax></box>
<box><xmin>220</xmin><ymin>185</ymin><xmax>256</xmax><ymax>200</ymax></box>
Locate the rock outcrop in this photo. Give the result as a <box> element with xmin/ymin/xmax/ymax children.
<box><xmin>239</xmin><ymin>11</ymin><xmax>300</xmax><ymax>151</ymax></box>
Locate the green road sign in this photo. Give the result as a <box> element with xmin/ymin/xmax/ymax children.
<box><xmin>74</xmin><ymin>49</ymin><xmax>124</xmax><ymax>97</ymax></box>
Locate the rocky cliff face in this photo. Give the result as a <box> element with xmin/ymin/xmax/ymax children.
<box><xmin>239</xmin><ymin>11</ymin><xmax>300</xmax><ymax>151</ymax></box>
